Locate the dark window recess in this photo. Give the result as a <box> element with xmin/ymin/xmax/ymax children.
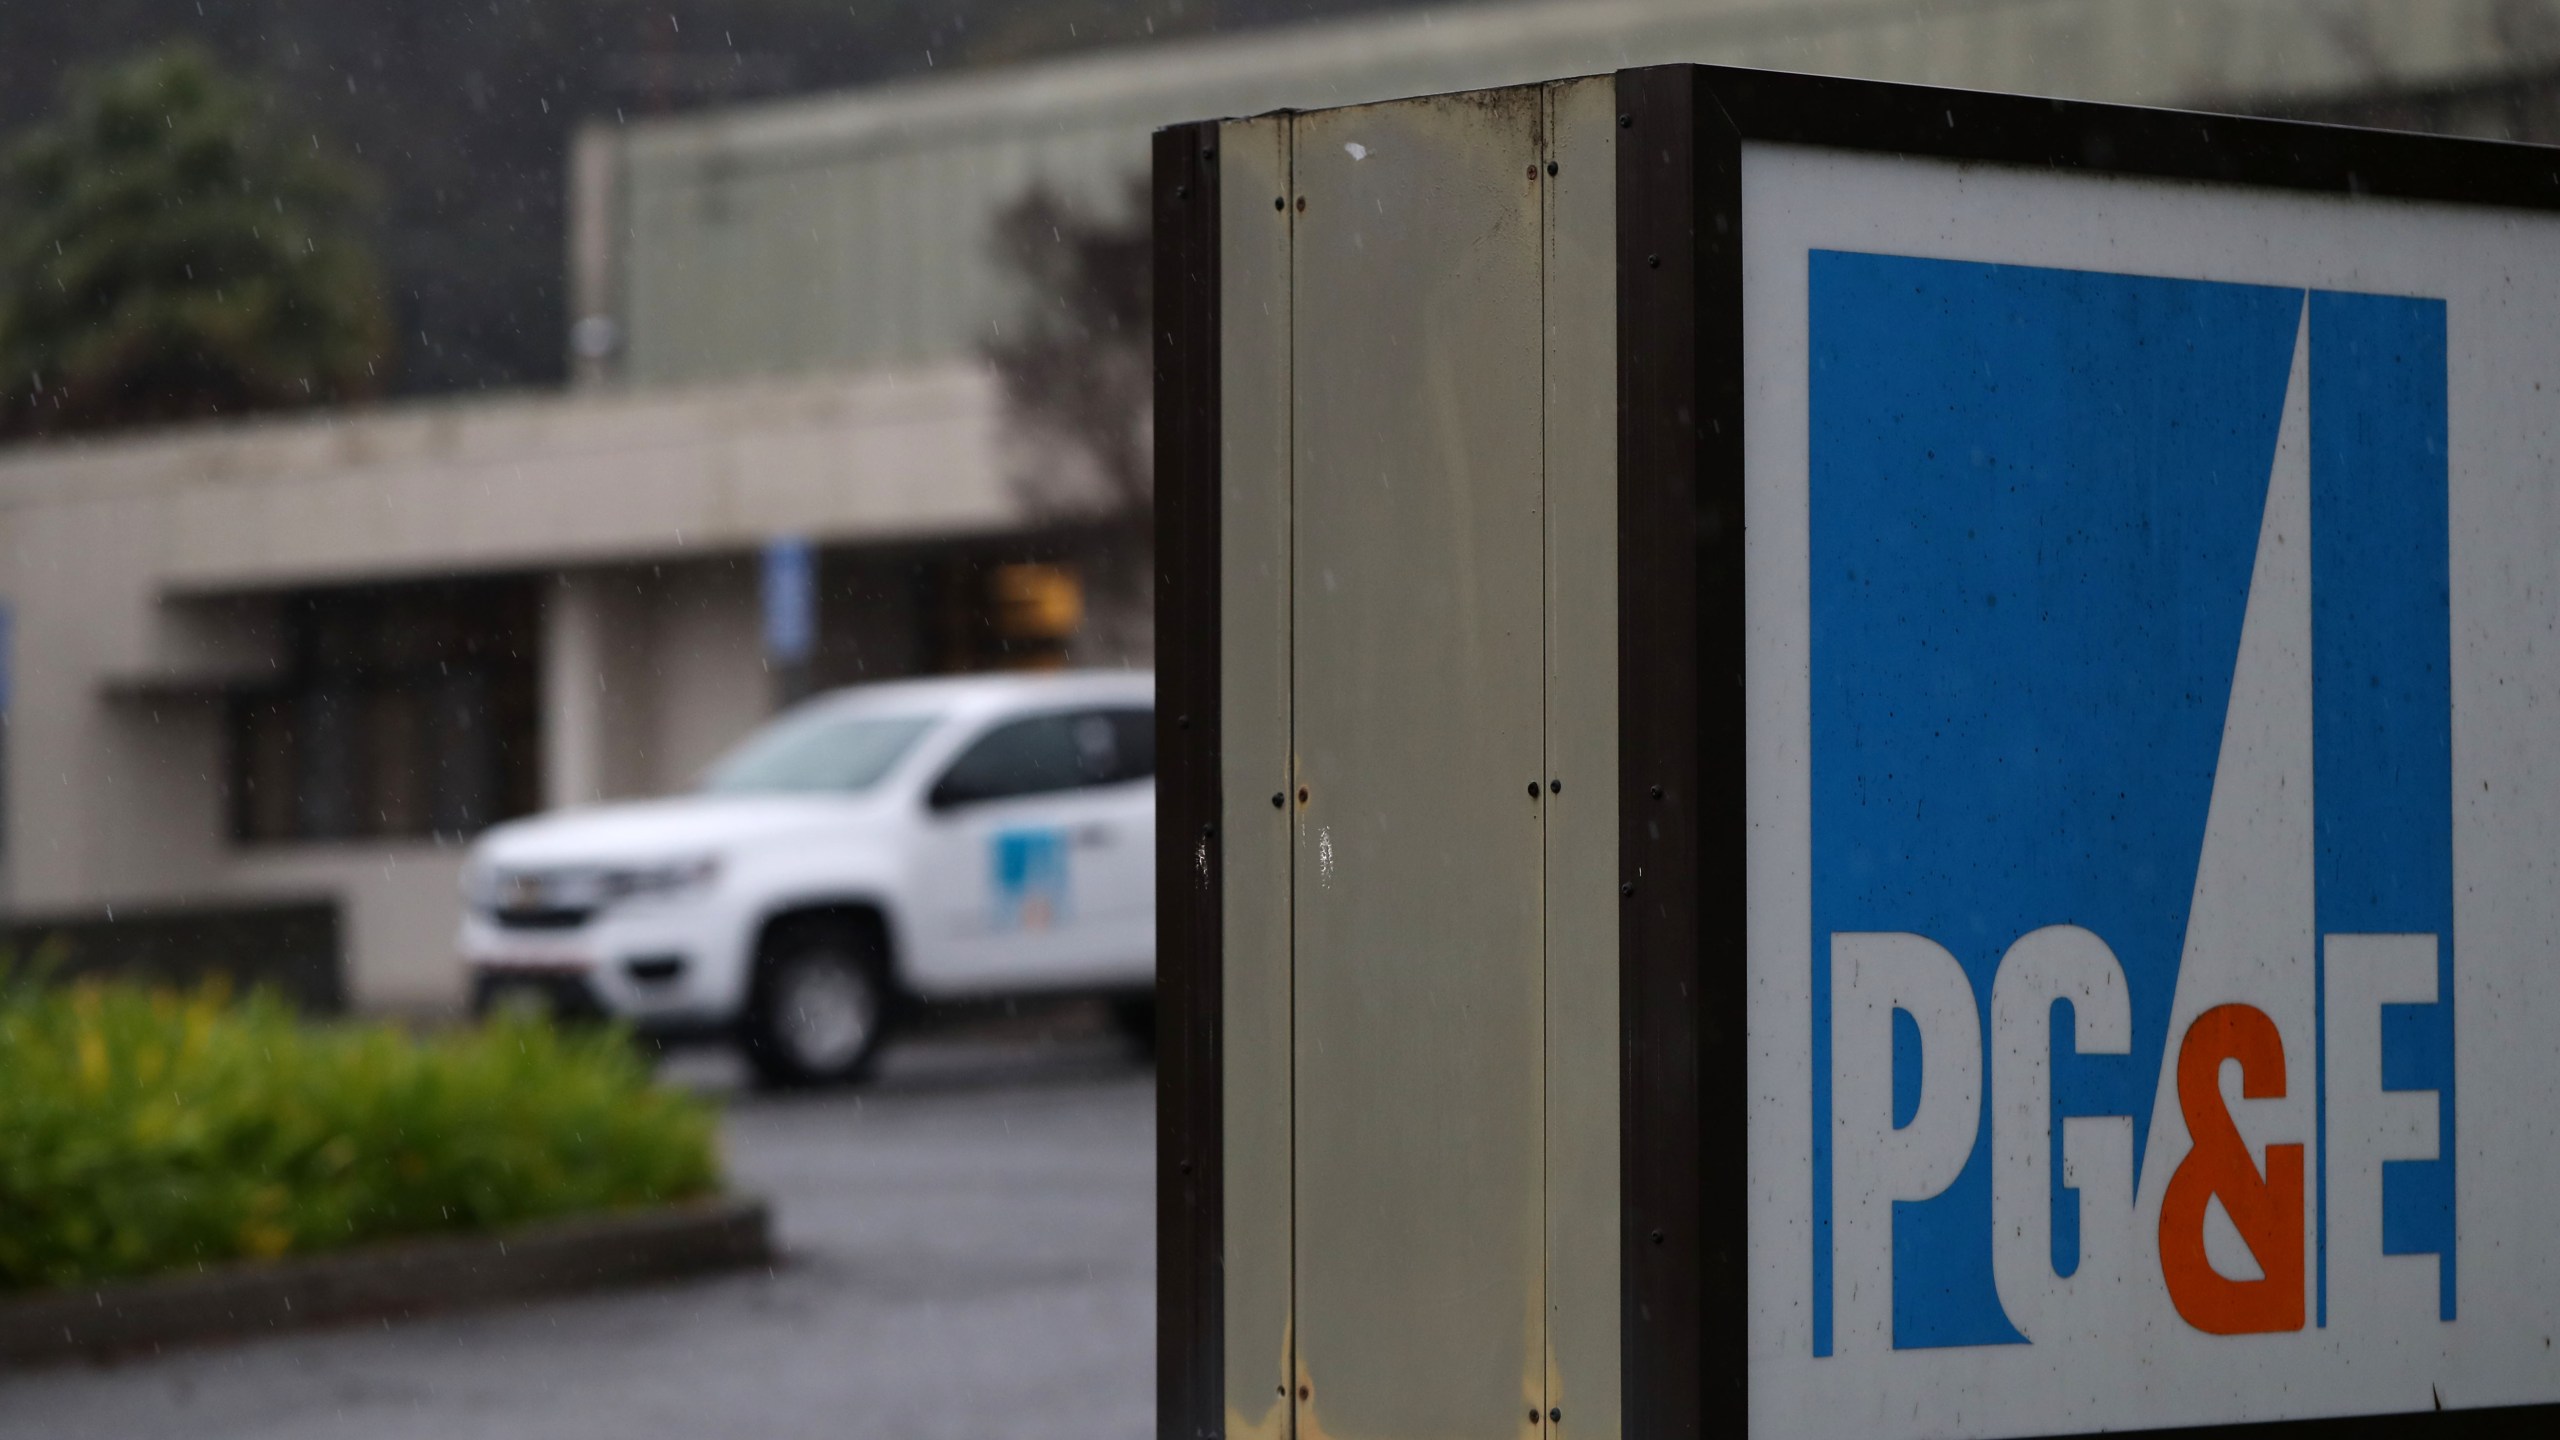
<box><xmin>929</xmin><ymin>706</ymin><xmax>1153</xmax><ymax>809</ymax></box>
<box><xmin>228</xmin><ymin>580</ymin><xmax>540</xmax><ymax>844</ymax></box>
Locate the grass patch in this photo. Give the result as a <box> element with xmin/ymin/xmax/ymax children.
<box><xmin>0</xmin><ymin>980</ymin><xmax>719</xmax><ymax>1292</ymax></box>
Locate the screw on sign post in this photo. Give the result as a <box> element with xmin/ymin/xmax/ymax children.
<box><xmin>1155</xmin><ymin>65</ymin><xmax>2560</xmax><ymax>1440</ymax></box>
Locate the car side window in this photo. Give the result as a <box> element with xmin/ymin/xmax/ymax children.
<box><xmin>930</xmin><ymin>706</ymin><xmax>1152</xmax><ymax>809</ymax></box>
<box><xmin>1097</xmin><ymin>707</ymin><xmax>1154</xmax><ymax>783</ymax></box>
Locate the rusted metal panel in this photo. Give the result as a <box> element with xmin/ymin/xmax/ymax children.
<box><xmin>1540</xmin><ymin>74</ymin><xmax>1621</xmax><ymax>1440</ymax></box>
<box><xmin>1218</xmin><ymin>111</ymin><xmax>1298</xmax><ymax>1440</ymax></box>
<box><xmin>1289</xmin><ymin>87</ymin><xmax>1549</xmax><ymax>1440</ymax></box>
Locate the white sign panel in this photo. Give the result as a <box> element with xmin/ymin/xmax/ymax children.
<box><xmin>1742</xmin><ymin>141</ymin><xmax>2560</xmax><ymax>1437</ymax></box>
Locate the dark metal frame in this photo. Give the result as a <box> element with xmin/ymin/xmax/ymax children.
<box><xmin>1158</xmin><ymin>61</ymin><xmax>2560</xmax><ymax>1440</ymax></box>
<box><xmin>1154</xmin><ymin>119</ymin><xmax>1226</xmax><ymax>1440</ymax></box>
<box><xmin>1613</xmin><ymin>61</ymin><xmax>2560</xmax><ymax>1440</ymax></box>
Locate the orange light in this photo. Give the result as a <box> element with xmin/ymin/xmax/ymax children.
<box><xmin>991</xmin><ymin>563</ymin><xmax>1083</xmax><ymax>641</ymax></box>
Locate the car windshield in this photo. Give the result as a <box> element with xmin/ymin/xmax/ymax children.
<box><xmin>701</xmin><ymin>711</ymin><xmax>938</xmax><ymax>795</ymax></box>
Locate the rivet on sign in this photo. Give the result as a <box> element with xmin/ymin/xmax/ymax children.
<box><xmin>1271</xmin><ymin>793</ymin><xmax>1285</xmax><ymax>809</ymax></box>
<box><xmin>1618</xmin><ymin>113</ymin><xmax>1632</xmax><ymax>128</ymax></box>
<box><xmin>1621</xmin><ymin>881</ymin><xmax>1635</xmax><ymax>897</ymax></box>
<box><xmin>1647</xmin><ymin>254</ymin><xmax>1660</xmax><ymax>268</ymax></box>
<box><xmin>1178</xmin><ymin>714</ymin><xmax>1191</xmax><ymax>730</ymax></box>
<box><xmin>1550</xmin><ymin>778</ymin><xmax>1562</xmax><ymax>794</ymax></box>
<box><xmin>1297</xmin><ymin>786</ymin><xmax>1310</xmax><ymax>803</ymax></box>
<box><xmin>1298</xmin><ymin>1385</ymin><xmax>1311</xmax><ymax>1401</ymax></box>
<box><xmin>1547</xmin><ymin>160</ymin><xmax>1559</xmax><ymax>176</ymax></box>
<box><xmin>1203</xmin><ymin>147</ymin><xmax>1215</xmax><ymax>162</ymax></box>
<box><xmin>1176</xmin><ymin>185</ymin><xmax>1189</xmax><ymax>199</ymax></box>
<box><xmin>1650</xmin><ymin>785</ymin><xmax>1664</xmax><ymax>800</ymax></box>
<box><xmin>1530</xmin><ymin>1409</ymin><xmax>1542</xmax><ymax>1424</ymax></box>
<box><xmin>1274</xmin><ymin>196</ymin><xmax>1286</xmax><ymax>211</ymax></box>
<box><xmin>1295</xmin><ymin>196</ymin><xmax>1307</xmax><ymax>213</ymax></box>
<box><xmin>1201</xmin><ymin>822</ymin><xmax>1216</xmax><ymax>838</ymax></box>
<box><xmin>1528</xmin><ymin>782</ymin><xmax>1541</xmax><ymax>798</ymax></box>
<box><xmin>1551</xmin><ymin>1409</ymin><xmax>1563</xmax><ymax>1424</ymax></box>
<box><xmin>1527</xmin><ymin>164</ymin><xmax>1538</xmax><ymax>180</ymax></box>
<box><xmin>1652</xmin><ymin>1228</ymin><xmax>1665</xmax><ymax>1245</ymax></box>
<box><xmin>1179</xmin><ymin>1159</ymin><xmax>1192</xmax><ymax>1174</ymax></box>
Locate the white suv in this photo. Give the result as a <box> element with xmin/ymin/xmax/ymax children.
<box><xmin>459</xmin><ymin>670</ymin><xmax>1155</xmax><ymax>1084</ymax></box>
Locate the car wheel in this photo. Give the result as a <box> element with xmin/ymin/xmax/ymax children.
<box><xmin>744</xmin><ymin>922</ymin><xmax>890</xmax><ymax>1087</ymax></box>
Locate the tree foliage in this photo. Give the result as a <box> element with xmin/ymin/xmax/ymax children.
<box><xmin>984</xmin><ymin>179</ymin><xmax>1153</xmax><ymax>655</ymax></box>
<box><xmin>0</xmin><ymin>2</ymin><xmax>1454</xmax><ymax>398</ymax></box>
<box><xmin>987</xmin><ymin>179</ymin><xmax>1151</xmax><ymax>534</ymax></box>
<box><xmin>0</xmin><ymin>43</ymin><xmax>390</xmax><ymax>438</ymax></box>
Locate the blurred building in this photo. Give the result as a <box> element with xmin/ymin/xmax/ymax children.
<box><xmin>579</xmin><ymin>0</ymin><xmax>2560</xmax><ymax>390</ymax></box>
<box><xmin>7</xmin><ymin>0</ymin><xmax>2560</xmax><ymax>1013</ymax></box>
<box><xmin>0</xmin><ymin>371</ymin><xmax>1068</xmax><ymax>1010</ymax></box>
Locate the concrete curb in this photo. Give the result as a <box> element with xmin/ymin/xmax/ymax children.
<box><xmin>0</xmin><ymin>1194</ymin><xmax>772</xmax><ymax>1368</ymax></box>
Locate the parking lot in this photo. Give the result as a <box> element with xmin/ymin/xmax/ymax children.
<box><xmin>0</xmin><ymin>1030</ymin><xmax>1155</xmax><ymax>1440</ymax></box>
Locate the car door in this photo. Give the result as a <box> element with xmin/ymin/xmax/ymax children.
<box><xmin>1062</xmin><ymin>706</ymin><xmax>1154</xmax><ymax>985</ymax></box>
<box><xmin>910</xmin><ymin>706</ymin><xmax>1142</xmax><ymax>994</ymax></box>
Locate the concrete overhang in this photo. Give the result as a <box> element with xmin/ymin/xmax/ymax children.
<box><xmin>0</xmin><ymin>365</ymin><xmax>1021</xmax><ymax>598</ymax></box>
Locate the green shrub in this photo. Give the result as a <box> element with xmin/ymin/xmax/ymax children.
<box><xmin>0</xmin><ymin>980</ymin><xmax>719</xmax><ymax>1292</ymax></box>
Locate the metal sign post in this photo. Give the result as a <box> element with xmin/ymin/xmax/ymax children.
<box><xmin>1157</xmin><ymin>65</ymin><xmax>2560</xmax><ymax>1440</ymax></box>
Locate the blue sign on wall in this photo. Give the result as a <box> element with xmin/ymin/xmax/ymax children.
<box><xmin>761</xmin><ymin>536</ymin><xmax>817</xmax><ymax>664</ymax></box>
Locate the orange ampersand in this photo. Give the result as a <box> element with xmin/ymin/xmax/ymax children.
<box><xmin>2158</xmin><ymin>1002</ymin><xmax>2305</xmax><ymax>1335</ymax></box>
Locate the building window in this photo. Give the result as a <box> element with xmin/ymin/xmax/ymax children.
<box><xmin>228</xmin><ymin>581</ymin><xmax>540</xmax><ymax>843</ymax></box>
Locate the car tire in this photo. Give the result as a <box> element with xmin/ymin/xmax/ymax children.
<box><xmin>743</xmin><ymin>919</ymin><xmax>892</xmax><ymax>1088</ymax></box>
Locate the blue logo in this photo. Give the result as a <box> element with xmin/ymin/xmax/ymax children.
<box><xmin>1807</xmin><ymin>253</ymin><xmax>2454</xmax><ymax>1354</ymax></box>
<box><xmin>992</xmin><ymin>827</ymin><xmax>1070</xmax><ymax>931</ymax></box>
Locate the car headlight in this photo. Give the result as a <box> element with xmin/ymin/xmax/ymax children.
<box><xmin>600</xmin><ymin>856</ymin><xmax>722</xmax><ymax>902</ymax></box>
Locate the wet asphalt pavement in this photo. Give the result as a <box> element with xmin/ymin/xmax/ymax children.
<box><xmin>0</xmin><ymin>1029</ymin><xmax>1156</xmax><ymax>1440</ymax></box>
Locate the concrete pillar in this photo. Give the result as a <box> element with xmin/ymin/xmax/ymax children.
<box><xmin>541</xmin><ymin>575</ymin><xmax>608</xmax><ymax>811</ymax></box>
<box><xmin>650</xmin><ymin>562</ymin><xmax>770</xmax><ymax>793</ymax></box>
<box><xmin>566</xmin><ymin>123</ymin><xmax>625</xmax><ymax>387</ymax></box>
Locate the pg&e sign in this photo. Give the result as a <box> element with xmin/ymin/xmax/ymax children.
<box><xmin>1814</xmin><ymin>266</ymin><xmax>2450</xmax><ymax>1360</ymax></box>
<box><xmin>1734</xmin><ymin>90</ymin><xmax>2560</xmax><ymax>1439</ymax></box>
<box><xmin>1153</xmin><ymin>65</ymin><xmax>2560</xmax><ymax>1440</ymax></box>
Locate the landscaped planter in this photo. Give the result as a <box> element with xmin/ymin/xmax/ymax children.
<box><xmin>0</xmin><ymin>1194</ymin><xmax>771</xmax><ymax>1366</ymax></box>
